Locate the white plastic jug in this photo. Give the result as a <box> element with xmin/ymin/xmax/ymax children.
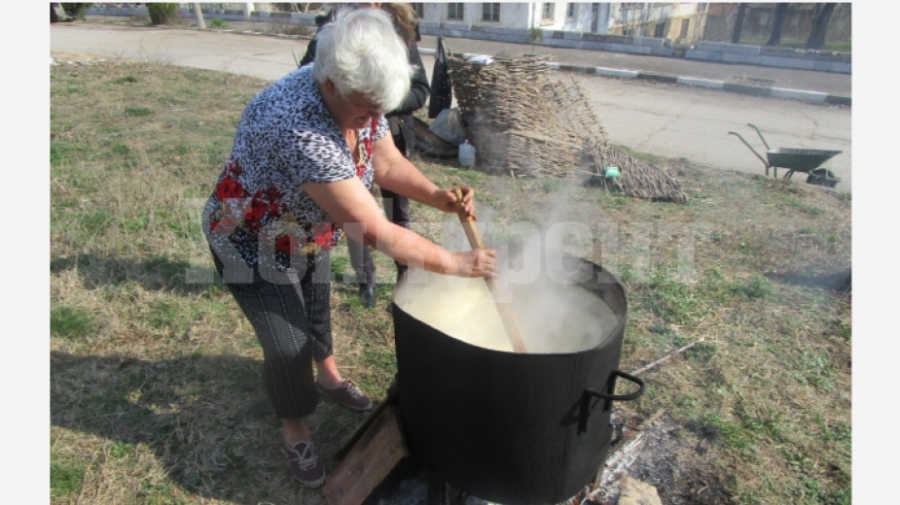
<box><xmin>458</xmin><ymin>139</ymin><xmax>476</xmax><ymax>168</ymax></box>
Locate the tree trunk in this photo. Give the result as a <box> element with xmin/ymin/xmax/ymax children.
<box><xmin>766</xmin><ymin>3</ymin><xmax>789</xmax><ymax>46</ymax></box>
<box><xmin>731</xmin><ymin>3</ymin><xmax>748</xmax><ymax>44</ymax></box>
<box><xmin>806</xmin><ymin>3</ymin><xmax>837</xmax><ymax>49</ymax></box>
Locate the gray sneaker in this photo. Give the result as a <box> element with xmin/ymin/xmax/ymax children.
<box><xmin>284</xmin><ymin>440</ymin><xmax>325</xmax><ymax>488</ymax></box>
<box><xmin>317</xmin><ymin>379</ymin><xmax>374</xmax><ymax>412</ymax></box>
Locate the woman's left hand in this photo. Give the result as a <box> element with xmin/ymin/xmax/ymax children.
<box><xmin>435</xmin><ymin>186</ymin><xmax>476</xmax><ymax>217</ymax></box>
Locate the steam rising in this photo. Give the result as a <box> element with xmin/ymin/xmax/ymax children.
<box><xmin>395</xmin><ymin>176</ymin><xmax>619</xmax><ymax>354</ymax></box>
<box><xmin>395</xmin><ymin>257</ymin><xmax>617</xmax><ymax>354</ymax></box>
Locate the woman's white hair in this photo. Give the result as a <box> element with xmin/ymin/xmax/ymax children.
<box><xmin>312</xmin><ymin>7</ymin><xmax>414</xmax><ymax>114</ymax></box>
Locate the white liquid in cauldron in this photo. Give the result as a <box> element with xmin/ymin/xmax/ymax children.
<box><xmin>393</xmin><ymin>271</ymin><xmax>619</xmax><ymax>354</ymax></box>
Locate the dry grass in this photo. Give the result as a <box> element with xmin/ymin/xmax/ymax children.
<box><xmin>50</xmin><ymin>57</ymin><xmax>851</xmax><ymax>505</ymax></box>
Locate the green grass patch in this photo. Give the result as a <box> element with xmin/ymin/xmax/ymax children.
<box><xmin>50</xmin><ymin>141</ymin><xmax>94</xmax><ymax>166</ymax></box>
<box><xmin>786</xmin><ymin>198</ymin><xmax>825</xmax><ymax>216</ymax></box>
<box><xmin>80</xmin><ymin>207</ymin><xmax>115</xmax><ymax>234</ymax></box>
<box><xmin>146</xmin><ymin>300</ymin><xmax>197</xmax><ymax>335</ymax></box>
<box><xmin>50</xmin><ymin>305</ymin><xmax>96</xmax><ymax>340</ymax></box>
<box><xmin>731</xmin><ymin>274</ymin><xmax>774</xmax><ymax>299</ymax></box>
<box><xmin>139</xmin><ymin>480</ymin><xmax>188</xmax><ymax>505</ymax></box>
<box><xmin>636</xmin><ymin>271</ymin><xmax>708</xmax><ymax>324</ymax></box>
<box><xmin>688</xmin><ymin>412</ymin><xmax>758</xmax><ymax>460</ymax></box>
<box><xmin>357</xmin><ymin>340</ymin><xmax>398</xmax><ymax>395</ymax></box>
<box><xmin>331</xmin><ymin>255</ymin><xmax>352</xmax><ymax>282</ymax></box>
<box><xmin>124</xmin><ymin>106</ymin><xmax>154</xmax><ymax>117</ymax></box>
<box><xmin>50</xmin><ymin>460</ymin><xmax>85</xmax><ymax>500</ymax></box>
<box><xmin>108</xmin><ymin>440</ymin><xmax>137</xmax><ymax>459</ymax></box>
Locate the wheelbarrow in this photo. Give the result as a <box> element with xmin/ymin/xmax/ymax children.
<box><xmin>729</xmin><ymin>124</ymin><xmax>842</xmax><ymax>187</ymax></box>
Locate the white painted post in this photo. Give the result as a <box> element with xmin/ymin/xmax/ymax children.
<box><xmin>193</xmin><ymin>3</ymin><xmax>205</xmax><ymax>29</ymax></box>
<box><xmin>244</xmin><ymin>3</ymin><xmax>253</xmax><ymax>20</ymax></box>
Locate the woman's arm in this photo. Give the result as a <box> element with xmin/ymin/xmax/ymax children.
<box><xmin>371</xmin><ymin>135</ymin><xmax>477</xmax><ymax>217</ymax></box>
<box><xmin>302</xmin><ymin>177</ymin><xmax>494</xmax><ymax>277</ymax></box>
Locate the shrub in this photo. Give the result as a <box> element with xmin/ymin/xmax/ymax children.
<box><xmin>146</xmin><ymin>3</ymin><xmax>179</xmax><ymax>25</ymax></box>
<box><xmin>61</xmin><ymin>3</ymin><xmax>92</xmax><ymax>20</ymax></box>
<box><xmin>209</xmin><ymin>18</ymin><xmax>229</xmax><ymax>29</ymax></box>
<box><xmin>271</xmin><ymin>3</ymin><xmax>308</xmax><ymax>12</ymax></box>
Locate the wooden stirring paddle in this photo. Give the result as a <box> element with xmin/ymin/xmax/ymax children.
<box><xmin>452</xmin><ymin>189</ymin><xmax>528</xmax><ymax>353</ymax></box>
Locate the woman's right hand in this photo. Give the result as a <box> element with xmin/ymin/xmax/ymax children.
<box><xmin>452</xmin><ymin>248</ymin><xmax>498</xmax><ymax>278</ymax></box>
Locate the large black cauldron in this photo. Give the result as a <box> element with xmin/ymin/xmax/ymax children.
<box><xmin>391</xmin><ymin>257</ymin><xmax>644</xmax><ymax>504</ymax></box>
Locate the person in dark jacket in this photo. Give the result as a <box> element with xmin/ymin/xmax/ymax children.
<box><xmin>300</xmin><ymin>3</ymin><xmax>430</xmax><ymax>308</ymax></box>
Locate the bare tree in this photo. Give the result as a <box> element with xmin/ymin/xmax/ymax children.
<box><xmin>731</xmin><ymin>3</ymin><xmax>748</xmax><ymax>44</ymax></box>
<box><xmin>806</xmin><ymin>3</ymin><xmax>837</xmax><ymax>49</ymax></box>
<box><xmin>271</xmin><ymin>3</ymin><xmax>317</xmax><ymax>13</ymax></box>
<box><xmin>766</xmin><ymin>3</ymin><xmax>790</xmax><ymax>46</ymax></box>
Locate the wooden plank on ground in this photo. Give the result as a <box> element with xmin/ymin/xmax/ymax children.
<box><xmin>322</xmin><ymin>405</ymin><xmax>409</xmax><ymax>505</ymax></box>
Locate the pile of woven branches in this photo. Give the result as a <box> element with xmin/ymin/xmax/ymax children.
<box><xmin>590</xmin><ymin>145</ymin><xmax>688</xmax><ymax>203</ymax></box>
<box><xmin>447</xmin><ymin>54</ymin><xmax>686</xmax><ymax>203</ymax></box>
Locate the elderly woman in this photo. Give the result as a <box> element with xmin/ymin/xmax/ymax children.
<box><xmin>202</xmin><ymin>7</ymin><xmax>495</xmax><ymax>488</ymax></box>
<box><xmin>301</xmin><ymin>3</ymin><xmax>431</xmax><ymax>308</ymax></box>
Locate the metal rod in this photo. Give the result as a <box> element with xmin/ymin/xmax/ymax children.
<box><xmin>747</xmin><ymin>123</ymin><xmax>771</xmax><ymax>150</ymax></box>
<box><xmin>630</xmin><ymin>340</ymin><xmax>702</xmax><ymax>376</ymax></box>
<box><xmin>728</xmin><ymin>131</ymin><xmax>770</xmax><ymax>172</ymax></box>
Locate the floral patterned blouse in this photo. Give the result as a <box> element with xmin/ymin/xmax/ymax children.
<box><xmin>203</xmin><ymin>65</ymin><xmax>388</xmax><ymax>272</ymax></box>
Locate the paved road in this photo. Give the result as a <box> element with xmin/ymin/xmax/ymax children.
<box><xmin>419</xmin><ymin>34</ymin><xmax>851</xmax><ymax>97</ymax></box>
<box><xmin>50</xmin><ymin>22</ymin><xmax>852</xmax><ymax>193</ymax></box>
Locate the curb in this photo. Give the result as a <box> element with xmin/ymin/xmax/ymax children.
<box><xmin>70</xmin><ymin>13</ymin><xmax>852</xmax><ymax>108</ymax></box>
<box><xmin>418</xmin><ymin>48</ymin><xmax>851</xmax><ymax>107</ymax></box>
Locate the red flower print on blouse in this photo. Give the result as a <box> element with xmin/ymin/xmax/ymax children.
<box><xmin>276</xmin><ymin>234</ymin><xmax>300</xmax><ymax>254</ymax></box>
<box><xmin>363</xmin><ymin>137</ymin><xmax>374</xmax><ymax>160</ymax></box>
<box><xmin>224</xmin><ymin>158</ymin><xmax>243</xmax><ymax>178</ymax></box>
<box><xmin>246</xmin><ymin>195</ymin><xmax>268</xmax><ymax>221</ymax></box>
<box><xmin>261</xmin><ymin>187</ymin><xmax>284</xmax><ymax>216</ymax></box>
<box><xmin>216</xmin><ymin>177</ymin><xmax>245</xmax><ymax>201</ymax></box>
<box><xmin>356</xmin><ymin>119</ymin><xmax>378</xmax><ymax>178</ymax></box>
<box><xmin>312</xmin><ymin>223</ymin><xmax>336</xmax><ymax>250</ymax></box>
<box><xmin>261</xmin><ymin>186</ymin><xmax>282</xmax><ymax>202</ymax></box>
<box><xmin>210</xmin><ymin>214</ymin><xmax>237</xmax><ymax>234</ymax></box>
<box><xmin>243</xmin><ymin>187</ymin><xmax>284</xmax><ymax>232</ymax></box>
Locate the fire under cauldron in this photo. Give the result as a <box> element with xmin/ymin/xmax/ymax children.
<box><xmin>391</xmin><ymin>256</ymin><xmax>645</xmax><ymax>504</ymax></box>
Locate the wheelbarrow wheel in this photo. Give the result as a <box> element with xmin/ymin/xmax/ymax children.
<box><xmin>806</xmin><ymin>168</ymin><xmax>838</xmax><ymax>188</ymax></box>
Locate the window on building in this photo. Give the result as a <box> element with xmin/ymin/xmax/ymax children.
<box><xmin>412</xmin><ymin>3</ymin><xmax>424</xmax><ymax>19</ymax></box>
<box><xmin>447</xmin><ymin>3</ymin><xmax>463</xmax><ymax>20</ymax></box>
<box><xmin>566</xmin><ymin>3</ymin><xmax>576</xmax><ymax>20</ymax></box>
<box><xmin>482</xmin><ymin>3</ymin><xmax>500</xmax><ymax>22</ymax></box>
<box><xmin>679</xmin><ymin>19</ymin><xmax>690</xmax><ymax>39</ymax></box>
<box><xmin>654</xmin><ymin>22</ymin><xmax>666</xmax><ymax>38</ymax></box>
<box><xmin>542</xmin><ymin>3</ymin><xmax>555</xmax><ymax>22</ymax></box>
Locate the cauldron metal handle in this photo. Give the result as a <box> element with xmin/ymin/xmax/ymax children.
<box><xmin>584</xmin><ymin>370</ymin><xmax>645</xmax><ymax>402</ymax></box>
<box><xmin>575</xmin><ymin>370</ymin><xmax>645</xmax><ymax>433</ymax></box>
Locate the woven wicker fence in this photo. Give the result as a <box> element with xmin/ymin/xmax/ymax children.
<box><xmin>447</xmin><ymin>54</ymin><xmax>686</xmax><ymax>203</ymax></box>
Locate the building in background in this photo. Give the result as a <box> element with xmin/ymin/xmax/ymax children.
<box><xmin>408</xmin><ymin>2</ymin><xmax>848</xmax><ymax>46</ymax></box>
<box><xmin>412</xmin><ymin>2</ymin><xmax>710</xmax><ymax>43</ymax></box>
<box><xmin>702</xmin><ymin>3</ymin><xmax>851</xmax><ymax>46</ymax></box>
<box><xmin>98</xmin><ymin>3</ymin><xmax>851</xmax><ymax>48</ymax></box>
